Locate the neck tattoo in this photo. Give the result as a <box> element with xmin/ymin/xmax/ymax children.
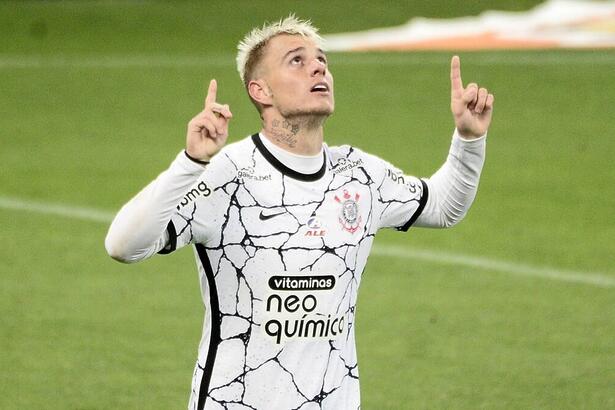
<box><xmin>271</xmin><ymin>119</ymin><xmax>300</xmax><ymax>148</ymax></box>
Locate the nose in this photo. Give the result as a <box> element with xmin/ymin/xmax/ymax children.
<box><xmin>310</xmin><ymin>58</ymin><xmax>326</xmax><ymax>77</ymax></box>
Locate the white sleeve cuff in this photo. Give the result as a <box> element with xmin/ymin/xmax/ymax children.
<box><xmin>171</xmin><ymin>150</ymin><xmax>209</xmax><ymax>176</ymax></box>
<box><xmin>414</xmin><ymin>129</ymin><xmax>486</xmax><ymax>228</ymax></box>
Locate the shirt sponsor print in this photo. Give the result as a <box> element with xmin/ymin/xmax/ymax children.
<box><xmin>237</xmin><ymin>167</ymin><xmax>272</xmax><ymax>182</ymax></box>
<box><xmin>176</xmin><ymin>181</ymin><xmax>211</xmax><ymax>211</ymax></box>
<box><xmin>262</xmin><ymin>274</ymin><xmax>349</xmax><ymax>345</ymax></box>
<box><xmin>332</xmin><ymin>157</ymin><xmax>363</xmax><ymax>174</ymax></box>
<box><xmin>304</xmin><ymin>215</ymin><xmax>326</xmax><ymax>237</ymax></box>
<box><xmin>386</xmin><ymin>168</ymin><xmax>418</xmax><ymax>193</ymax></box>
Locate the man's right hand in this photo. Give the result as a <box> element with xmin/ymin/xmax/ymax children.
<box><xmin>186</xmin><ymin>79</ymin><xmax>233</xmax><ymax>162</ymax></box>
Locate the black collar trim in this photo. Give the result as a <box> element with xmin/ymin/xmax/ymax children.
<box><xmin>251</xmin><ymin>133</ymin><xmax>327</xmax><ymax>182</ymax></box>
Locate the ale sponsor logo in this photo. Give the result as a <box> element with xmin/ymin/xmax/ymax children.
<box><xmin>304</xmin><ymin>216</ymin><xmax>326</xmax><ymax>237</ymax></box>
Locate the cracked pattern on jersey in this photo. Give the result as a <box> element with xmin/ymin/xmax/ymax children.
<box><xmin>170</xmin><ymin>139</ymin><xmax>423</xmax><ymax>410</ymax></box>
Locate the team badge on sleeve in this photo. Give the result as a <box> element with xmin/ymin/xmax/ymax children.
<box><xmin>334</xmin><ymin>189</ymin><xmax>362</xmax><ymax>233</ymax></box>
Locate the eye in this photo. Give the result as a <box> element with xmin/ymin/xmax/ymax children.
<box><xmin>290</xmin><ymin>56</ymin><xmax>302</xmax><ymax>65</ymax></box>
<box><xmin>317</xmin><ymin>56</ymin><xmax>327</xmax><ymax>64</ymax></box>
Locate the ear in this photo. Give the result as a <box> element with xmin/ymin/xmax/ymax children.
<box><xmin>248</xmin><ymin>79</ymin><xmax>273</xmax><ymax>106</ymax></box>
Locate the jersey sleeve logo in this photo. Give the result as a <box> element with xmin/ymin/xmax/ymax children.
<box><xmin>334</xmin><ymin>189</ymin><xmax>362</xmax><ymax>234</ymax></box>
<box><xmin>176</xmin><ymin>181</ymin><xmax>211</xmax><ymax>211</ymax></box>
<box><xmin>386</xmin><ymin>168</ymin><xmax>419</xmax><ymax>194</ymax></box>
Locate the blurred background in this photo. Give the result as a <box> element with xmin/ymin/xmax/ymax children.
<box><xmin>1</xmin><ymin>1</ymin><xmax>614</xmax><ymax>409</ymax></box>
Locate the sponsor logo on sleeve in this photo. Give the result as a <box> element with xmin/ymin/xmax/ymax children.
<box><xmin>177</xmin><ymin>181</ymin><xmax>211</xmax><ymax>210</ymax></box>
<box><xmin>386</xmin><ymin>168</ymin><xmax>418</xmax><ymax>193</ymax></box>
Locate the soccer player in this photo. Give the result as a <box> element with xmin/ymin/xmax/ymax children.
<box><xmin>105</xmin><ymin>15</ymin><xmax>493</xmax><ymax>410</ymax></box>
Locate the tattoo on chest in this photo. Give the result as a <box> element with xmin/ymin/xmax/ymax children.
<box><xmin>271</xmin><ymin>119</ymin><xmax>300</xmax><ymax>148</ymax></box>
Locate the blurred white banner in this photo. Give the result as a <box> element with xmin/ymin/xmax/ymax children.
<box><xmin>324</xmin><ymin>0</ymin><xmax>615</xmax><ymax>51</ymax></box>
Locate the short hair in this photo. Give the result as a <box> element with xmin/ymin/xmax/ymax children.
<box><xmin>236</xmin><ymin>15</ymin><xmax>324</xmax><ymax>89</ymax></box>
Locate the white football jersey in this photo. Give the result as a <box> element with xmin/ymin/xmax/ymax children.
<box><xmin>161</xmin><ymin>133</ymin><xmax>427</xmax><ymax>410</ymax></box>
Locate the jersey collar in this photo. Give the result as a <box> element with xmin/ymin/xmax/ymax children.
<box><xmin>251</xmin><ymin>133</ymin><xmax>327</xmax><ymax>182</ymax></box>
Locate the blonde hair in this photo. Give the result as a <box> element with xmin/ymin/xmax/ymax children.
<box><xmin>236</xmin><ymin>15</ymin><xmax>324</xmax><ymax>88</ymax></box>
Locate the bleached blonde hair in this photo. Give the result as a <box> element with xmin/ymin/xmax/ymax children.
<box><xmin>236</xmin><ymin>14</ymin><xmax>324</xmax><ymax>88</ymax></box>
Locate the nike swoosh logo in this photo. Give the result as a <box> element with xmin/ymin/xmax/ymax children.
<box><xmin>259</xmin><ymin>210</ymin><xmax>285</xmax><ymax>221</ymax></box>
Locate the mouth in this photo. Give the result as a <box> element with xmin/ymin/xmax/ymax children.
<box><xmin>310</xmin><ymin>82</ymin><xmax>330</xmax><ymax>93</ymax></box>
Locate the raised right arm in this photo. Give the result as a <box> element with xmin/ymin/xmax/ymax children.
<box><xmin>104</xmin><ymin>79</ymin><xmax>232</xmax><ymax>263</ymax></box>
<box><xmin>104</xmin><ymin>152</ymin><xmax>206</xmax><ymax>263</ymax></box>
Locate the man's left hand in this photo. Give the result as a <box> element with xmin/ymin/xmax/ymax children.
<box><xmin>450</xmin><ymin>55</ymin><xmax>494</xmax><ymax>139</ymax></box>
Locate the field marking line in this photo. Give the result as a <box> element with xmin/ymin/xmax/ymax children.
<box><xmin>0</xmin><ymin>54</ymin><xmax>232</xmax><ymax>69</ymax></box>
<box><xmin>0</xmin><ymin>195</ymin><xmax>114</xmax><ymax>224</ymax></box>
<box><xmin>1</xmin><ymin>194</ymin><xmax>613</xmax><ymax>288</ymax></box>
<box><xmin>370</xmin><ymin>245</ymin><xmax>615</xmax><ymax>288</ymax></box>
<box><xmin>2</xmin><ymin>52</ymin><xmax>615</xmax><ymax>69</ymax></box>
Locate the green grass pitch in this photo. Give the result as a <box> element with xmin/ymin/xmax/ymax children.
<box><xmin>1</xmin><ymin>1</ymin><xmax>614</xmax><ymax>409</ymax></box>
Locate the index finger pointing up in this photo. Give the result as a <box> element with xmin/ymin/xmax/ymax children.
<box><xmin>450</xmin><ymin>56</ymin><xmax>463</xmax><ymax>98</ymax></box>
<box><xmin>205</xmin><ymin>79</ymin><xmax>217</xmax><ymax>107</ymax></box>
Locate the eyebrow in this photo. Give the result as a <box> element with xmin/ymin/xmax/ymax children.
<box><xmin>281</xmin><ymin>47</ymin><xmax>327</xmax><ymax>62</ymax></box>
<box><xmin>282</xmin><ymin>46</ymin><xmax>304</xmax><ymax>61</ymax></box>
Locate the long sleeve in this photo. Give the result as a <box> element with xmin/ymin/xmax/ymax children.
<box><xmin>104</xmin><ymin>151</ymin><xmax>206</xmax><ymax>263</ymax></box>
<box><xmin>414</xmin><ymin>129</ymin><xmax>486</xmax><ymax>228</ymax></box>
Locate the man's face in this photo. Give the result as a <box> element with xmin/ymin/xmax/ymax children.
<box><xmin>258</xmin><ymin>34</ymin><xmax>334</xmax><ymax>118</ymax></box>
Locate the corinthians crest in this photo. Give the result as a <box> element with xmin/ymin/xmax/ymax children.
<box><xmin>334</xmin><ymin>189</ymin><xmax>362</xmax><ymax>233</ymax></box>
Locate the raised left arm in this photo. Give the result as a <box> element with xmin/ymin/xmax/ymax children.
<box><xmin>415</xmin><ymin>57</ymin><xmax>494</xmax><ymax>228</ymax></box>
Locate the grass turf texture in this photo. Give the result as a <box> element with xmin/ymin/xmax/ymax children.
<box><xmin>1</xmin><ymin>1</ymin><xmax>614</xmax><ymax>409</ymax></box>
